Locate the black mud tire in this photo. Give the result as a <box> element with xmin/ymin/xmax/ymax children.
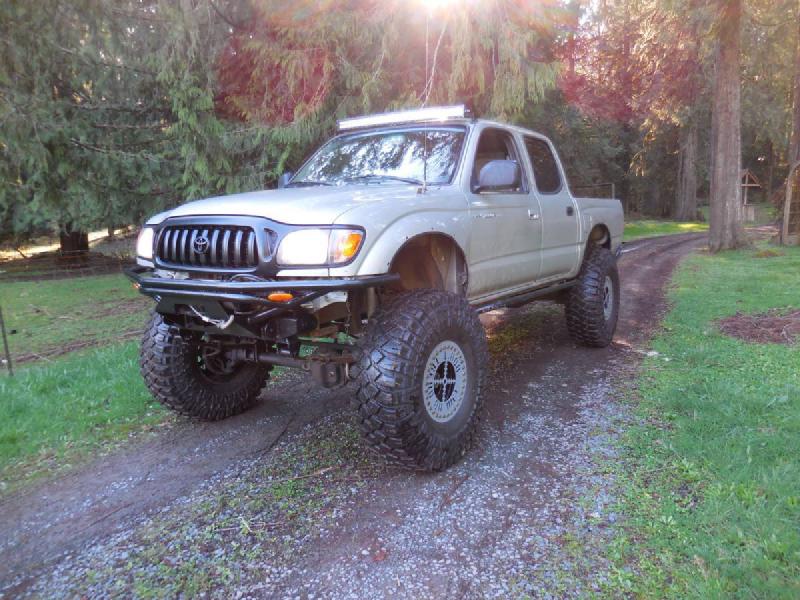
<box><xmin>565</xmin><ymin>246</ymin><xmax>620</xmax><ymax>347</ymax></box>
<box><xmin>353</xmin><ymin>289</ymin><xmax>488</xmax><ymax>471</ymax></box>
<box><xmin>139</xmin><ymin>312</ymin><xmax>270</xmax><ymax>420</ymax></box>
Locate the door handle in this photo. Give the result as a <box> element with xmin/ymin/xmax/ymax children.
<box><xmin>566</xmin><ymin>206</ymin><xmax>574</xmax><ymax>216</ymax></box>
<box><xmin>527</xmin><ymin>209</ymin><xmax>540</xmax><ymax>220</ymax></box>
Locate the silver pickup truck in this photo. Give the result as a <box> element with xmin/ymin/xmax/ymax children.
<box><xmin>128</xmin><ymin>105</ymin><xmax>623</xmax><ymax>471</ymax></box>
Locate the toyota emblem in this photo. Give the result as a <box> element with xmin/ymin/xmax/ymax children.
<box><xmin>193</xmin><ymin>236</ymin><xmax>210</xmax><ymax>254</ymax></box>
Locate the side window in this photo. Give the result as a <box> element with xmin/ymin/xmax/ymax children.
<box><xmin>472</xmin><ymin>128</ymin><xmax>525</xmax><ymax>193</ymax></box>
<box><xmin>524</xmin><ymin>137</ymin><xmax>562</xmax><ymax>194</ymax></box>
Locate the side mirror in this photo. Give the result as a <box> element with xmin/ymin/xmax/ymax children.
<box><xmin>277</xmin><ymin>171</ymin><xmax>294</xmax><ymax>189</ymax></box>
<box><xmin>476</xmin><ymin>160</ymin><xmax>520</xmax><ymax>192</ymax></box>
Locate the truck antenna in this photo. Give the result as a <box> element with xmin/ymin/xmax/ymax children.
<box><xmin>421</xmin><ymin>126</ymin><xmax>428</xmax><ymax>194</ymax></box>
<box><xmin>420</xmin><ymin>11</ymin><xmax>430</xmax><ymax>194</ymax></box>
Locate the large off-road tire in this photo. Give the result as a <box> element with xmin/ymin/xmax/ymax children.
<box><xmin>353</xmin><ymin>289</ymin><xmax>488</xmax><ymax>471</ymax></box>
<box><xmin>139</xmin><ymin>312</ymin><xmax>270</xmax><ymax>420</ymax></box>
<box><xmin>565</xmin><ymin>246</ymin><xmax>620</xmax><ymax>347</ymax></box>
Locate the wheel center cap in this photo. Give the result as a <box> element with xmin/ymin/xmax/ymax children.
<box><xmin>433</xmin><ymin>361</ymin><xmax>457</xmax><ymax>401</ymax></box>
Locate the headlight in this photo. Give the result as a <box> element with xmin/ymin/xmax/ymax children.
<box><xmin>136</xmin><ymin>227</ymin><xmax>155</xmax><ymax>259</ymax></box>
<box><xmin>277</xmin><ymin>228</ymin><xmax>364</xmax><ymax>266</ymax></box>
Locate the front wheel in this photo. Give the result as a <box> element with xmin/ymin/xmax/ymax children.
<box><xmin>139</xmin><ymin>313</ymin><xmax>270</xmax><ymax>420</ymax></box>
<box><xmin>565</xmin><ymin>246</ymin><xmax>620</xmax><ymax>347</ymax></box>
<box><xmin>353</xmin><ymin>289</ymin><xmax>488</xmax><ymax>471</ymax></box>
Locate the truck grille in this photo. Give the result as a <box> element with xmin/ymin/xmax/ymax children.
<box><xmin>156</xmin><ymin>225</ymin><xmax>264</xmax><ymax>269</ymax></box>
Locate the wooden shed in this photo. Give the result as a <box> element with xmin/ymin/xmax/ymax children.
<box><xmin>741</xmin><ymin>169</ymin><xmax>762</xmax><ymax>222</ymax></box>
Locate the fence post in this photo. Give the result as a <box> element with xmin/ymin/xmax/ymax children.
<box><xmin>0</xmin><ymin>306</ymin><xmax>12</xmax><ymax>376</ymax></box>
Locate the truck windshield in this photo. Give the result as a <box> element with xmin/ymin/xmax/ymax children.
<box><xmin>291</xmin><ymin>127</ymin><xmax>466</xmax><ymax>186</ymax></box>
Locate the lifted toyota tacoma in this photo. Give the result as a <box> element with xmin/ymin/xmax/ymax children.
<box><xmin>128</xmin><ymin>105</ymin><xmax>624</xmax><ymax>471</ymax></box>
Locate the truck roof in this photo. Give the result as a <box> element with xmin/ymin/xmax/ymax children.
<box><xmin>337</xmin><ymin>105</ymin><xmax>550</xmax><ymax>142</ymax></box>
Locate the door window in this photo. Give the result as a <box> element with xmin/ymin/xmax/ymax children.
<box><xmin>472</xmin><ymin>128</ymin><xmax>526</xmax><ymax>193</ymax></box>
<box><xmin>524</xmin><ymin>137</ymin><xmax>562</xmax><ymax>194</ymax></box>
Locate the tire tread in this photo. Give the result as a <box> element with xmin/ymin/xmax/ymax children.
<box><xmin>565</xmin><ymin>247</ymin><xmax>620</xmax><ymax>347</ymax></box>
<box><xmin>353</xmin><ymin>290</ymin><xmax>488</xmax><ymax>471</ymax></box>
<box><xmin>139</xmin><ymin>313</ymin><xmax>269</xmax><ymax>421</ymax></box>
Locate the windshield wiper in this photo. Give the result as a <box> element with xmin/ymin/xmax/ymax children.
<box><xmin>285</xmin><ymin>179</ymin><xmax>334</xmax><ymax>187</ymax></box>
<box><xmin>345</xmin><ymin>174</ymin><xmax>424</xmax><ymax>185</ymax></box>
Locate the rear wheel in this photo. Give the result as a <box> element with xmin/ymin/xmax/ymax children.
<box><xmin>565</xmin><ymin>246</ymin><xmax>620</xmax><ymax>347</ymax></box>
<box><xmin>353</xmin><ymin>289</ymin><xmax>488</xmax><ymax>471</ymax></box>
<box><xmin>140</xmin><ymin>313</ymin><xmax>270</xmax><ymax>420</ymax></box>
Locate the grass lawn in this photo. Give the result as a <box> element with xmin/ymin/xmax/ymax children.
<box><xmin>0</xmin><ymin>273</ymin><xmax>151</xmax><ymax>360</ymax></box>
<box><xmin>604</xmin><ymin>244</ymin><xmax>800</xmax><ymax>598</ymax></box>
<box><xmin>0</xmin><ymin>342</ymin><xmax>169</xmax><ymax>492</ymax></box>
<box><xmin>698</xmin><ymin>203</ymin><xmax>777</xmax><ymax>226</ymax></box>
<box><xmin>624</xmin><ymin>219</ymin><xmax>709</xmax><ymax>241</ymax></box>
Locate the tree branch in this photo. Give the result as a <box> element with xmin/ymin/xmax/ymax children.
<box><xmin>208</xmin><ymin>0</ymin><xmax>246</xmax><ymax>30</ymax></box>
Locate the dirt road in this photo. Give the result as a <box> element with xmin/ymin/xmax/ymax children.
<box><xmin>0</xmin><ymin>234</ymin><xmax>704</xmax><ymax>598</ymax></box>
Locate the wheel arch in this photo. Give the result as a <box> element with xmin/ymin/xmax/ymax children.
<box><xmin>387</xmin><ymin>232</ymin><xmax>468</xmax><ymax>295</ymax></box>
<box><xmin>586</xmin><ymin>223</ymin><xmax>612</xmax><ymax>251</ymax></box>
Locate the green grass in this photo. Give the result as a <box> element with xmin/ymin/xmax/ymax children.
<box><xmin>604</xmin><ymin>244</ymin><xmax>800</xmax><ymax>598</ymax></box>
<box><xmin>624</xmin><ymin>219</ymin><xmax>709</xmax><ymax>241</ymax></box>
<box><xmin>0</xmin><ymin>273</ymin><xmax>150</xmax><ymax>360</ymax></box>
<box><xmin>0</xmin><ymin>342</ymin><xmax>168</xmax><ymax>492</ymax></box>
<box><xmin>698</xmin><ymin>203</ymin><xmax>777</xmax><ymax>226</ymax></box>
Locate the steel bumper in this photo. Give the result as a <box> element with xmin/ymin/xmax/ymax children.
<box><xmin>124</xmin><ymin>265</ymin><xmax>399</xmax><ymax>312</ymax></box>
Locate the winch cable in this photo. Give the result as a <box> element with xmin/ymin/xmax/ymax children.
<box><xmin>189</xmin><ymin>305</ymin><xmax>235</xmax><ymax>330</ymax></box>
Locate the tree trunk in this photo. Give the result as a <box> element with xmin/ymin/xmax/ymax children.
<box><xmin>789</xmin><ymin>5</ymin><xmax>800</xmax><ymax>165</ymax></box>
<box><xmin>619</xmin><ymin>124</ymin><xmax>634</xmax><ymax>215</ymax></box>
<box><xmin>709</xmin><ymin>0</ymin><xmax>744</xmax><ymax>253</ymax></box>
<box><xmin>675</xmin><ymin>121</ymin><xmax>698</xmax><ymax>221</ymax></box>
<box><xmin>766</xmin><ymin>139</ymin><xmax>775</xmax><ymax>200</ymax></box>
<box><xmin>59</xmin><ymin>227</ymin><xmax>89</xmax><ymax>254</ymax></box>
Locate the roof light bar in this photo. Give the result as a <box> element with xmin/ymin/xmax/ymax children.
<box><xmin>338</xmin><ymin>105</ymin><xmax>468</xmax><ymax>131</ymax></box>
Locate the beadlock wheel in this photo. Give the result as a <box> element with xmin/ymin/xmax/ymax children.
<box><xmin>423</xmin><ymin>340</ymin><xmax>468</xmax><ymax>423</ymax></box>
<box><xmin>602</xmin><ymin>275</ymin><xmax>614</xmax><ymax>321</ymax></box>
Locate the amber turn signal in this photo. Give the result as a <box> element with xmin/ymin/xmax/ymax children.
<box><xmin>267</xmin><ymin>292</ymin><xmax>294</xmax><ymax>302</ymax></box>
<box><xmin>331</xmin><ymin>231</ymin><xmax>364</xmax><ymax>263</ymax></box>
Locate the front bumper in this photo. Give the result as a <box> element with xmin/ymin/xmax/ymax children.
<box><xmin>126</xmin><ymin>266</ymin><xmax>397</xmax><ymax>307</ymax></box>
<box><xmin>125</xmin><ymin>266</ymin><xmax>399</xmax><ymax>335</ymax></box>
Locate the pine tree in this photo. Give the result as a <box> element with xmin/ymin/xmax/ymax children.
<box><xmin>215</xmin><ymin>1</ymin><xmax>561</xmax><ymax>129</ymax></box>
<box><xmin>0</xmin><ymin>0</ymin><xmax>283</xmax><ymax>250</ymax></box>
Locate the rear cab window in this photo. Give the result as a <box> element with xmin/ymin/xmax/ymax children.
<box><xmin>523</xmin><ymin>137</ymin><xmax>562</xmax><ymax>194</ymax></box>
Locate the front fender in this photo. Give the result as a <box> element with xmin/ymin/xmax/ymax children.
<box><xmin>350</xmin><ymin>211</ymin><xmax>471</xmax><ymax>276</ymax></box>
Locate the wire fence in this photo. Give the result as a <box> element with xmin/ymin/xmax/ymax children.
<box><xmin>571</xmin><ymin>182</ymin><xmax>616</xmax><ymax>199</ymax></box>
<box><xmin>0</xmin><ymin>247</ymin><xmax>142</xmax><ymax>376</ymax></box>
<box><xmin>0</xmin><ymin>249</ymin><xmax>132</xmax><ymax>282</ymax></box>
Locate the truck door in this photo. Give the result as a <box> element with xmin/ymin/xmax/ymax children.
<box><xmin>467</xmin><ymin>127</ymin><xmax>543</xmax><ymax>297</ymax></box>
<box><xmin>523</xmin><ymin>136</ymin><xmax>580</xmax><ymax>279</ymax></box>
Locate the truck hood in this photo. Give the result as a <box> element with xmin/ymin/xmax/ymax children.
<box><xmin>151</xmin><ymin>185</ymin><xmax>427</xmax><ymax>226</ymax></box>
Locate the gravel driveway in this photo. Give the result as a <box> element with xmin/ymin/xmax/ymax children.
<box><xmin>0</xmin><ymin>234</ymin><xmax>704</xmax><ymax>598</ymax></box>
